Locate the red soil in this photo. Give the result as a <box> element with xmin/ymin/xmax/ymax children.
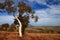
<box><xmin>0</xmin><ymin>31</ymin><xmax>60</xmax><ymax>40</ymax></box>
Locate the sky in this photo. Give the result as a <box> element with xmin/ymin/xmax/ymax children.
<box><xmin>0</xmin><ymin>0</ymin><xmax>60</xmax><ymax>26</ymax></box>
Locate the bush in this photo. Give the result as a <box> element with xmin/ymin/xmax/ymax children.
<box><xmin>1</xmin><ymin>23</ymin><xmax>9</xmax><ymax>31</ymax></box>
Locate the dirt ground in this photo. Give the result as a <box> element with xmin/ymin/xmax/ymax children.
<box><xmin>0</xmin><ymin>31</ymin><xmax>60</xmax><ymax>40</ymax></box>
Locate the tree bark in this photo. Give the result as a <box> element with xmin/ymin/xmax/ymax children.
<box><xmin>14</xmin><ymin>16</ymin><xmax>22</xmax><ymax>37</ymax></box>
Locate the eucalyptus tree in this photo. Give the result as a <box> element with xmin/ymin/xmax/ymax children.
<box><xmin>0</xmin><ymin>0</ymin><xmax>38</xmax><ymax>37</ymax></box>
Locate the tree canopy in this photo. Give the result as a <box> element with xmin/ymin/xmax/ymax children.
<box><xmin>0</xmin><ymin>0</ymin><xmax>38</xmax><ymax>35</ymax></box>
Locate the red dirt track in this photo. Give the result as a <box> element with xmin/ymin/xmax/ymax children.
<box><xmin>0</xmin><ymin>31</ymin><xmax>60</xmax><ymax>40</ymax></box>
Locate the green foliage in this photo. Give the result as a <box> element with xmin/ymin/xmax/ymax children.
<box><xmin>0</xmin><ymin>23</ymin><xmax>9</xmax><ymax>31</ymax></box>
<box><xmin>0</xmin><ymin>0</ymin><xmax>38</xmax><ymax>35</ymax></box>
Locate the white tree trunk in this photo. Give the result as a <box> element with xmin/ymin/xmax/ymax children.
<box><xmin>14</xmin><ymin>16</ymin><xmax>22</xmax><ymax>37</ymax></box>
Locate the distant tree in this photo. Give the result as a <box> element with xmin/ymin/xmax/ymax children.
<box><xmin>8</xmin><ymin>24</ymin><xmax>16</xmax><ymax>32</ymax></box>
<box><xmin>0</xmin><ymin>0</ymin><xmax>38</xmax><ymax>37</ymax></box>
<box><xmin>1</xmin><ymin>23</ymin><xmax>9</xmax><ymax>31</ymax></box>
<box><xmin>10</xmin><ymin>24</ymin><xmax>17</xmax><ymax>31</ymax></box>
<box><xmin>0</xmin><ymin>25</ymin><xmax>2</xmax><ymax>31</ymax></box>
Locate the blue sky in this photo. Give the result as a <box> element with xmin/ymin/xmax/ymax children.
<box><xmin>0</xmin><ymin>0</ymin><xmax>60</xmax><ymax>26</ymax></box>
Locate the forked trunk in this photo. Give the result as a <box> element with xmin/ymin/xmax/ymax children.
<box><xmin>14</xmin><ymin>16</ymin><xmax>22</xmax><ymax>37</ymax></box>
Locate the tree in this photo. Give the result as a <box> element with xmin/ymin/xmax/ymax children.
<box><xmin>0</xmin><ymin>0</ymin><xmax>38</xmax><ymax>37</ymax></box>
<box><xmin>1</xmin><ymin>23</ymin><xmax>9</xmax><ymax>31</ymax></box>
<box><xmin>8</xmin><ymin>24</ymin><xmax>16</xmax><ymax>32</ymax></box>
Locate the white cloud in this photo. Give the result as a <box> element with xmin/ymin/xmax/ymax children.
<box><xmin>47</xmin><ymin>5</ymin><xmax>60</xmax><ymax>9</ymax></box>
<box><xmin>29</xmin><ymin>9</ymin><xmax>60</xmax><ymax>26</ymax></box>
<box><xmin>28</xmin><ymin>0</ymin><xmax>46</xmax><ymax>5</ymax></box>
<box><xmin>28</xmin><ymin>0</ymin><xmax>34</xmax><ymax>2</ymax></box>
<box><xmin>34</xmin><ymin>9</ymin><xmax>60</xmax><ymax>17</ymax></box>
<box><xmin>28</xmin><ymin>0</ymin><xmax>60</xmax><ymax>10</ymax></box>
<box><xmin>34</xmin><ymin>10</ymin><xmax>48</xmax><ymax>18</ymax></box>
<box><xmin>30</xmin><ymin>18</ymin><xmax>60</xmax><ymax>26</ymax></box>
<box><xmin>46</xmin><ymin>8</ymin><xmax>60</xmax><ymax>14</ymax></box>
<box><xmin>28</xmin><ymin>0</ymin><xmax>60</xmax><ymax>14</ymax></box>
<box><xmin>0</xmin><ymin>16</ymin><xmax>14</xmax><ymax>25</ymax></box>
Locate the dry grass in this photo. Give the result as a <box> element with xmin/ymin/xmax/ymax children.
<box><xmin>0</xmin><ymin>31</ymin><xmax>60</xmax><ymax>40</ymax></box>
